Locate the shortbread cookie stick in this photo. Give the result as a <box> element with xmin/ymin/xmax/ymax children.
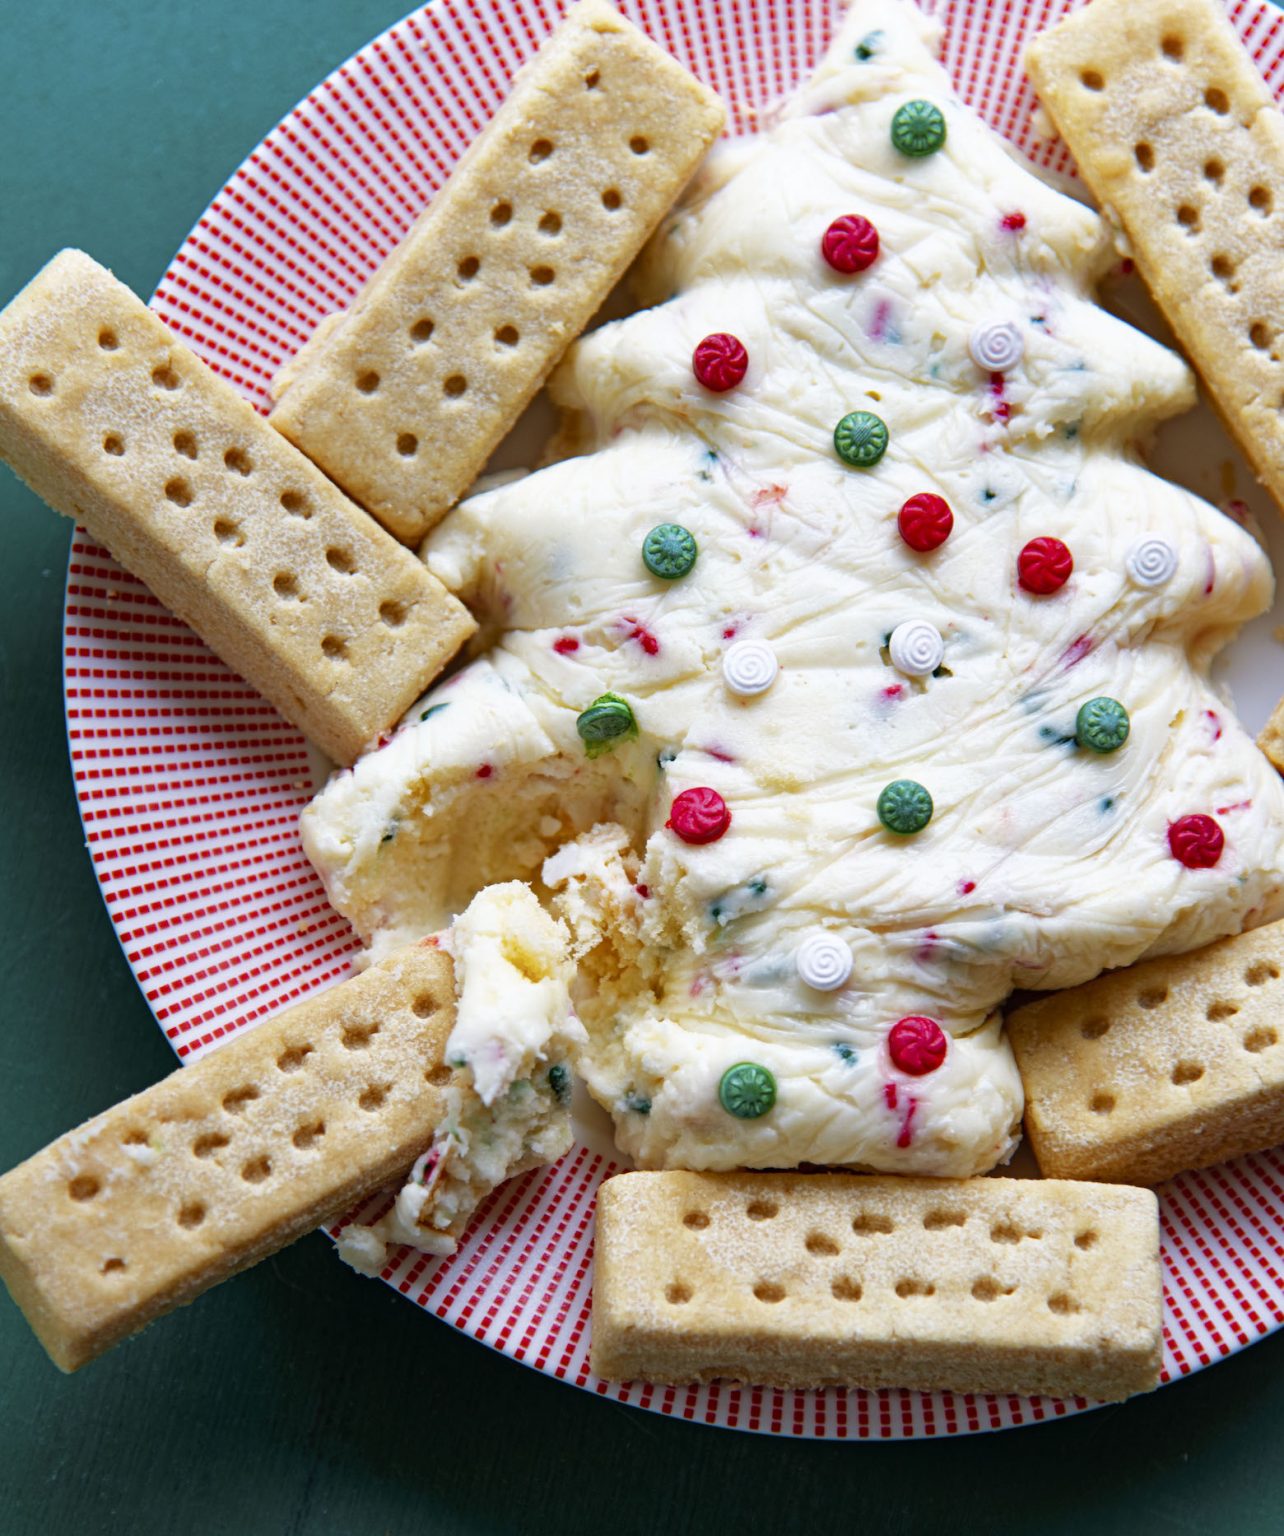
<box><xmin>268</xmin><ymin>0</ymin><xmax>724</xmax><ymax>544</ymax></box>
<box><xmin>1009</xmin><ymin>919</ymin><xmax>1284</xmax><ymax>1186</ymax></box>
<box><xmin>591</xmin><ymin>1171</ymin><xmax>1162</xmax><ymax>1401</ymax></box>
<box><xmin>1026</xmin><ymin>0</ymin><xmax>1284</xmax><ymax>515</ymax></box>
<box><xmin>1259</xmin><ymin>694</ymin><xmax>1284</xmax><ymax>774</ymax></box>
<box><xmin>0</xmin><ymin>250</ymin><xmax>474</xmax><ymax>765</ymax></box>
<box><xmin>0</xmin><ymin>946</ymin><xmax>454</xmax><ymax>1371</ymax></box>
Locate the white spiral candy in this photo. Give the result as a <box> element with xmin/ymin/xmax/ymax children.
<box><xmin>969</xmin><ymin>318</ymin><xmax>1024</xmax><ymax>373</ymax></box>
<box><xmin>722</xmin><ymin>639</ymin><xmax>779</xmax><ymax>697</ymax></box>
<box><xmin>888</xmin><ymin>619</ymin><xmax>945</xmax><ymax>678</ymax></box>
<box><xmin>1125</xmin><ymin>536</ymin><xmax>1179</xmax><ymax>589</ymax></box>
<box><xmin>795</xmin><ymin>932</ymin><xmax>853</xmax><ymax>991</ymax></box>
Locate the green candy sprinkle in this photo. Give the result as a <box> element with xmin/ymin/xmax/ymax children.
<box><xmin>890</xmin><ymin>99</ymin><xmax>947</xmax><ymax>157</ymax></box>
<box><xmin>719</xmin><ymin>1062</ymin><xmax>777</xmax><ymax>1119</ymax></box>
<box><xmin>419</xmin><ymin>702</ymin><xmax>449</xmax><ymax>722</ymax></box>
<box><xmin>833</xmin><ymin>410</ymin><xmax>889</xmax><ymax>468</ymax></box>
<box><xmin>877</xmin><ymin>779</ymin><xmax>933</xmax><ymax>835</ymax></box>
<box><xmin>1076</xmin><ymin>696</ymin><xmax>1130</xmax><ymax>754</ymax></box>
<box><xmin>576</xmin><ymin>692</ymin><xmax>638</xmax><ymax>759</ymax></box>
<box><xmin>642</xmin><ymin>522</ymin><xmax>698</xmax><ymax>580</ymax></box>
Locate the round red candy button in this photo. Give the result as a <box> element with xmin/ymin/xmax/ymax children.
<box><xmin>693</xmin><ymin>333</ymin><xmax>749</xmax><ymax>392</ymax></box>
<box><xmin>821</xmin><ymin>214</ymin><xmax>880</xmax><ymax>274</ymax></box>
<box><xmin>888</xmin><ymin>1015</ymin><xmax>948</xmax><ymax>1076</ymax></box>
<box><xmin>1168</xmin><ymin>814</ymin><xmax>1224</xmax><ymax>869</ymax></box>
<box><xmin>1017</xmin><ymin>536</ymin><xmax>1073</xmax><ymax>595</ymax></box>
<box><xmin>668</xmin><ymin>787</ymin><xmax>731</xmax><ymax>844</ymax></box>
<box><xmin>898</xmin><ymin>493</ymin><xmax>953</xmax><ymax>553</ymax></box>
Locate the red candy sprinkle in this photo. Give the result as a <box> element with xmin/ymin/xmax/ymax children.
<box><xmin>1168</xmin><ymin>814</ymin><xmax>1224</xmax><ymax>869</ymax></box>
<box><xmin>1017</xmin><ymin>536</ymin><xmax>1073</xmax><ymax>595</ymax></box>
<box><xmin>628</xmin><ymin>623</ymin><xmax>660</xmax><ymax>656</ymax></box>
<box><xmin>821</xmin><ymin>214</ymin><xmax>880</xmax><ymax>274</ymax></box>
<box><xmin>667</xmin><ymin>787</ymin><xmax>731</xmax><ymax>844</ymax></box>
<box><xmin>693</xmin><ymin>332</ymin><xmax>749</xmax><ymax>392</ymax></box>
<box><xmin>887</xmin><ymin>1015</ymin><xmax>949</xmax><ymax>1076</ymax></box>
<box><xmin>897</xmin><ymin>493</ymin><xmax>953</xmax><ymax>553</ymax></box>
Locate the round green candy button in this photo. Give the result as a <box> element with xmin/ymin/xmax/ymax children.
<box><xmin>576</xmin><ymin>693</ymin><xmax>638</xmax><ymax>758</ymax></box>
<box><xmin>891</xmin><ymin>99</ymin><xmax>947</xmax><ymax>157</ymax></box>
<box><xmin>833</xmin><ymin>410</ymin><xmax>889</xmax><ymax>468</ymax></box>
<box><xmin>1076</xmin><ymin>696</ymin><xmax>1130</xmax><ymax>754</ymax></box>
<box><xmin>642</xmin><ymin>523</ymin><xmax>698</xmax><ymax>580</ymax></box>
<box><xmin>719</xmin><ymin>1062</ymin><xmax>777</xmax><ymax>1119</ymax></box>
<box><xmin>878</xmin><ymin>779</ymin><xmax>933</xmax><ymax>835</ymax></box>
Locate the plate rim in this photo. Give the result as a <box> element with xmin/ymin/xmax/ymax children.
<box><xmin>57</xmin><ymin>0</ymin><xmax>1284</xmax><ymax>1438</ymax></box>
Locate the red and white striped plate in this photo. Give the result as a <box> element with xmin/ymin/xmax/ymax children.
<box><xmin>62</xmin><ymin>0</ymin><xmax>1284</xmax><ymax>1437</ymax></box>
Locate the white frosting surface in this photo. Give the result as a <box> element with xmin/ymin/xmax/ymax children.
<box><xmin>306</xmin><ymin>0</ymin><xmax>1284</xmax><ymax>1179</ymax></box>
<box><xmin>337</xmin><ymin>883</ymin><xmax>581</xmax><ymax>1272</ymax></box>
<box><xmin>445</xmin><ymin>879</ymin><xmax>583</xmax><ymax>1105</ymax></box>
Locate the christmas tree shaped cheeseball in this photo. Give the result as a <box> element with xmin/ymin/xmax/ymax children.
<box><xmin>304</xmin><ymin>0</ymin><xmax>1284</xmax><ymax>1179</ymax></box>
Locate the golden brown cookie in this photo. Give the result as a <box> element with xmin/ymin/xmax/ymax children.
<box><xmin>1009</xmin><ymin>919</ymin><xmax>1284</xmax><ymax>1185</ymax></box>
<box><xmin>0</xmin><ymin>250</ymin><xmax>473</xmax><ymax>764</ymax></box>
<box><xmin>0</xmin><ymin>945</ymin><xmax>454</xmax><ymax>1371</ymax></box>
<box><xmin>1027</xmin><ymin>0</ymin><xmax>1284</xmax><ymax>515</ymax></box>
<box><xmin>269</xmin><ymin>0</ymin><xmax>724</xmax><ymax>544</ymax></box>
<box><xmin>591</xmin><ymin>1170</ymin><xmax>1161</xmax><ymax>1400</ymax></box>
<box><xmin>1258</xmin><ymin>694</ymin><xmax>1284</xmax><ymax>774</ymax></box>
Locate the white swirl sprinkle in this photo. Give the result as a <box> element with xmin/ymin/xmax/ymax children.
<box><xmin>1125</xmin><ymin>536</ymin><xmax>1179</xmax><ymax>589</ymax></box>
<box><xmin>969</xmin><ymin>318</ymin><xmax>1024</xmax><ymax>373</ymax></box>
<box><xmin>795</xmin><ymin>932</ymin><xmax>853</xmax><ymax>992</ymax></box>
<box><xmin>888</xmin><ymin>619</ymin><xmax>945</xmax><ymax>677</ymax></box>
<box><xmin>722</xmin><ymin>639</ymin><xmax>779</xmax><ymax>697</ymax></box>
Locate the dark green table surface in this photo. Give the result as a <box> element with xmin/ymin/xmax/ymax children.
<box><xmin>3</xmin><ymin>2</ymin><xmax>1284</xmax><ymax>1531</ymax></box>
